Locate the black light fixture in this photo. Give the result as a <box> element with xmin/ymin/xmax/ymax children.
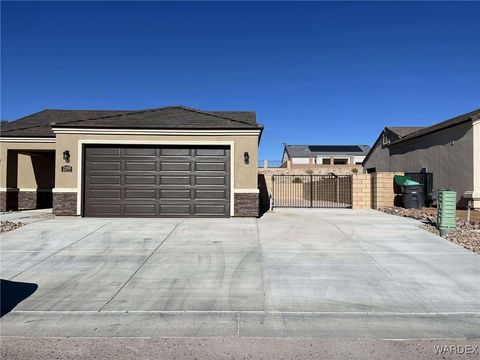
<box><xmin>63</xmin><ymin>150</ymin><xmax>70</xmax><ymax>163</ymax></box>
<box><xmin>244</xmin><ymin>152</ymin><xmax>249</xmax><ymax>165</ymax></box>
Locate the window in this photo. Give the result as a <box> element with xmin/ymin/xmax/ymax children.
<box><xmin>355</xmin><ymin>161</ymin><xmax>363</xmax><ymax>165</ymax></box>
<box><xmin>322</xmin><ymin>158</ymin><xmax>331</xmax><ymax>165</ymax></box>
<box><xmin>382</xmin><ymin>134</ymin><xmax>390</xmax><ymax>146</ymax></box>
<box><xmin>333</xmin><ymin>158</ymin><xmax>348</xmax><ymax>165</ymax></box>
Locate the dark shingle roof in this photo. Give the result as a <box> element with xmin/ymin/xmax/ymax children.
<box><xmin>0</xmin><ymin>106</ymin><xmax>262</xmax><ymax>137</ymax></box>
<box><xmin>285</xmin><ymin>144</ymin><xmax>371</xmax><ymax>158</ymax></box>
<box><xmin>385</xmin><ymin>127</ymin><xmax>425</xmax><ymax>137</ymax></box>
<box><xmin>389</xmin><ymin>108</ymin><xmax>480</xmax><ymax>146</ymax></box>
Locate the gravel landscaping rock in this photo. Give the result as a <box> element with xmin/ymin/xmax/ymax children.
<box><xmin>0</xmin><ymin>220</ymin><xmax>25</xmax><ymax>234</ymax></box>
<box><xmin>379</xmin><ymin>207</ymin><xmax>480</xmax><ymax>254</ymax></box>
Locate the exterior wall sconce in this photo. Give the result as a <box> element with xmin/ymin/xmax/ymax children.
<box><xmin>63</xmin><ymin>150</ymin><xmax>70</xmax><ymax>163</ymax></box>
<box><xmin>244</xmin><ymin>152</ymin><xmax>249</xmax><ymax>165</ymax></box>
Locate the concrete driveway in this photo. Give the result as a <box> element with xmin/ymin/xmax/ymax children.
<box><xmin>1</xmin><ymin>209</ymin><xmax>479</xmax><ymax>339</ymax></box>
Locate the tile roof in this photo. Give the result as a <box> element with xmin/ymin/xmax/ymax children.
<box><xmin>0</xmin><ymin>106</ymin><xmax>262</xmax><ymax>137</ymax></box>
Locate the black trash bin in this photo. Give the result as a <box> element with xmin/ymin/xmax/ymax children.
<box><xmin>403</xmin><ymin>185</ymin><xmax>423</xmax><ymax>209</ymax></box>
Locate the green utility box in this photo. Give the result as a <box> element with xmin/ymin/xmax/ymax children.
<box><xmin>437</xmin><ymin>190</ymin><xmax>456</xmax><ymax>235</ymax></box>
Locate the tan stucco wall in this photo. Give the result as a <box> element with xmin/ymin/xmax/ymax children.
<box><xmin>54</xmin><ymin>133</ymin><xmax>259</xmax><ymax>190</ymax></box>
<box><xmin>0</xmin><ymin>142</ymin><xmax>56</xmax><ymax>188</ymax></box>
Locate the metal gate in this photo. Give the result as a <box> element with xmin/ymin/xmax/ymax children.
<box><xmin>272</xmin><ymin>174</ymin><xmax>352</xmax><ymax>209</ymax></box>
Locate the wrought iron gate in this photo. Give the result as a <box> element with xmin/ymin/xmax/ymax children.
<box><xmin>272</xmin><ymin>174</ymin><xmax>352</xmax><ymax>209</ymax></box>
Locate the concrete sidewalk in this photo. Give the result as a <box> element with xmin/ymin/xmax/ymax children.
<box><xmin>1</xmin><ymin>209</ymin><xmax>479</xmax><ymax>339</ymax></box>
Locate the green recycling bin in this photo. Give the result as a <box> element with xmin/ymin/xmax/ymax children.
<box><xmin>437</xmin><ymin>190</ymin><xmax>456</xmax><ymax>235</ymax></box>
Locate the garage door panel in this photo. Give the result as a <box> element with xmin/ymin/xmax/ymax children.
<box><xmin>159</xmin><ymin>203</ymin><xmax>191</xmax><ymax>215</ymax></box>
<box><xmin>194</xmin><ymin>204</ymin><xmax>227</xmax><ymax>215</ymax></box>
<box><xmin>90</xmin><ymin>162</ymin><xmax>121</xmax><ymax>171</ymax></box>
<box><xmin>89</xmin><ymin>148</ymin><xmax>121</xmax><ymax>156</ymax></box>
<box><xmin>195</xmin><ymin>148</ymin><xmax>226</xmax><ymax>157</ymax></box>
<box><xmin>125</xmin><ymin>189</ymin><xmax>156</xmax><ymax>198</ymax></box>
<box><xmin>88</xmin><ymin>189</ymin><xmax>122</xmax><ymax>199</ymax></box>
<box><xmin>124</xmin><ymin>203</ymin><xmax>156</xmax><ymax>216</ymax></box>
<box><xmin>160</xmin><ymin>176</ymin><xmax>191</xmax><ymax>185</ymax></box>
<box><xmin>125</xmin><ymin>162</ymin><xmax>156</xmax><ymax>171</ymax></box>
<box><xmin>90</xmin><ymin>175</ymin><xmax>121</xmax><ymax>185</ymax></box>
<box><xmin>195</xmin><ymin>176</ymin><xmax>226</xmax><ymax>185</ymax></box>
<box><xmin>84</xmin><ymin>145</ymin><xmax>230</xmax><ymax>217</ymax></box>
<box><xmin>86</xmin><ymin>204</ymin><xmax>122</xmax><ymax>216</ymax></box>
<box><xmin>195</xmin><ymin>162</ymin><xmax>226</xmax><ymax>172</ymax></box>
<box><xmin>125</xmin><ymin>176</ymin><xmax>156</xmax><ymax>185</ymax></box>
<box><xmin>159</xmin><ymin>189</ymin><xmax>191</xmax><ymax>199</ymax></box>
<box><xmin>194</xmin><ymin>189</ymin><xmax>227</xmax><ymax>199</ymax></box>
<box><xmin>161</xmin><ymin>148</ymin><xmax>191</xmax><ymax>156</ymax></box>
<box><xmin>124</xmin><ymin>148</ymin><xmax>157</xmax><ymax>156</ymax></box>
<box><xmin>160</xmin><ymin>162</ymin><xmax>191</xmax><ymax>171</ymax></box>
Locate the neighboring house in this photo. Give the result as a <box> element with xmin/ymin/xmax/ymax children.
<box><xmin>362</xmin><ymin>126</ymin><xmax>425</xmax><ymax>173</ymax></box>
<box><xmin>363</xmin><ymin>109</ymin><xmax>480</xmax><ymax>208</ymax></box>
<box><xmin>282</xmin><ymin>144</ymin><xmax>371</xmax><ymax>167</ymax></box>
<box><xmin>0</xmin><ymin>106</ymin><xmax>263</xmax><ymax>217</ymax></box>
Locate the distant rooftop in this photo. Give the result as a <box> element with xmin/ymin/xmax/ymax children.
<box><xmin>284</xmin><ymin>144</ymin><xmax>371</xmax><ymax>158</ymax></box>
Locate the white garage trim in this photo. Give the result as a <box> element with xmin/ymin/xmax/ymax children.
<box><xmin>52</xmin><ymin>188</ymin><xmax>78</xmax><ymax>193</ymax></box>
<box><xmin>76</xmin><ymin>140</ymin><xmax>235</xmax><ymax>216</ymax></box>
<box><xmin>234</xmin><ymin>189</ymin><xmax>259</xmax><ymax>193</ymax></box>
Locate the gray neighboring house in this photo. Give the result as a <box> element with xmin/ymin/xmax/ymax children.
<box><xmin>282</xmin><ymin>144</ymin><xmax>371</xmax><ymax>167</ymax></box>
<box><xmin>363</xmin><ymin>109</ymin><xmax>480</xmax><ymax>209</ymax></box>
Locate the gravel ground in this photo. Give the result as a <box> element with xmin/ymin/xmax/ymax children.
<box><xmin>2</xmin><ymin>337</ymin><xmax>479</xmax><ymax>360</ymax></box>
<box><xmin>0</xmin><ymin>220</ymin><xmax>24</xmax><ymax>234</ymax></box>
<box><xmin>379</xmin><ymin>207</ymin><xmax>480</xmax><ymax>254</ymax></box>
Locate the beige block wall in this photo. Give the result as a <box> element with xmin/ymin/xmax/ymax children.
<box><xmin>371</xmin><ymin>172</ymin><xmax>404</xmax><ymax>209</ymax></box>
<box><xmin>352</xmin><ymin>173</ymin><xmax>372</xmax><ymax>209</ymax></box>
<box><xmin>54</xmin><ymin>133</ymin><xmax>259</xmax><ymax>190</ymax></box>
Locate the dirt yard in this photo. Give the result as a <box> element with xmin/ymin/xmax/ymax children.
<box><xmin>379</xmin><ymin>207</ymin><xmax>480</xmax><ymax>254</ymax></box>
<box><xmin>420</xmin><ymin>207</ymin><xmax>480</xmax><ymax>221</ymax></box>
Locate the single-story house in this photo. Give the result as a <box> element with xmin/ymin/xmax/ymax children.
<box><xmin>282</xmin><ymin>144</ymin><xmax>370</xmax><ymax>167</ymax></box>
<box><xmin>363</xmin><ymin>109</ymin><xmax>480</xmax><ymax>208</ymax></box>
<box><xmin>0</xmin><ymin>106</ymin><xmax>263</xmax><ymax>217</ymax></box>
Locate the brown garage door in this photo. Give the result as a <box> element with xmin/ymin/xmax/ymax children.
<box><xmin>83</xmin><ymin>145</ymin><xmax>230</xmax><ymax>217</ymax></box>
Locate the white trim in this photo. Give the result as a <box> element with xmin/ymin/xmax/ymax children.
<box><xmin>52</xmin><ymin>188</ymin><xmax>78</xmax><ymax>193</ymax></box>
<box><xmin>234</xmin><ymin>188</ymin><xmax>259</xmax><ymax>193</ymax></box>
<box><xmin>53</xmin><ymin>128</ymin><xmax>261</xmax><ymax>136</ymax></box>
<box><xmin>0</xmin><ymin>187</ymin><xmax>18</xmax><ymax>192</ymax></box>
<box><xmin>0</xmin><ymin>137</ymin><xmax>56</xmax><ymax>143</ymax></box>
<box><xmin>18</xmin><ymin>188</ymin><xmax>39</xmax><ymax>192</ymax></box>
<box><xmin>76</xmin><ymin>140</ymin><xmax>236</xmax><ymax>217</ymax></box>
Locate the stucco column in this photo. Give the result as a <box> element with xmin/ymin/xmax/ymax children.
<box><xmin>0</xmin><ymin>148</ymin><xmax>19</xmax><ymax>211</ymax></box>
<box><xmin>17</xmin><ymin>153</ymin><xmax>38</xmax><ymax>209</ymax></box>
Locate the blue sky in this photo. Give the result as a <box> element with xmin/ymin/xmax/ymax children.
<box><xmin>1</xmin><ymin>1</ymin><xmax>479</xmax><ymax>160</ymax></box>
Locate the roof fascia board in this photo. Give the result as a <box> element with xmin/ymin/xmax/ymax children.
<box><xmin>52</xmin><ymin>128</ymin><xmax>262</xmax><ymax>136</ymax></box>
<box><xmin>0</xmin><ymin>137</ymin><xmax>56</xmax><ymax>143</ymax></box>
